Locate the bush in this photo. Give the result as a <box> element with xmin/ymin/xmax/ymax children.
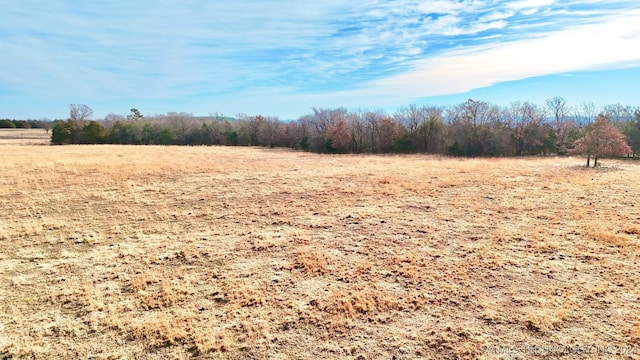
<box><xmin>51</xmin><ymin>121</ymin><xmax>74</xmax><ymax>145</ymax></box>
<box><xmin>80</xmin><ymin>121</ymin><xmax>107</xmax><ymax>144</ymax></box>
<box><xmin>0</xmin><ymin>120</ymin><xmax>16</xmax><ymax>128</ymax></box>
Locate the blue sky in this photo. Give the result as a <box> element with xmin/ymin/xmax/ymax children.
<box><xmin>2</xmin><ymin>0</ymin><xmax>640</xmax><ymax>120</ymax></box>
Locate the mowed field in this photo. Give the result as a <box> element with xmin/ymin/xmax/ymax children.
<box><xmin>1</xmin><ymin>131</ymin><xmax>640</xmax><ymax>359</ymax></box>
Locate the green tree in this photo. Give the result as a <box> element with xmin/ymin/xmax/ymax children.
<box><xmin>220</xmin><ymin>120</ymin><xmax>238</xmax><ymax>146</ymax></box>
<box><xmin>13</xmin><ymin>120</ymin><xmax>30</xmax><ymax>128</ymax></box>
<box><xmin>156</xmin><ymin>128</ymin><xmax>175</xmax><ymax>145</ymax></box>
<box><xmin>51</xmin><ymin>121</ymin><xmax>74</xmax><ymax>144</ymax></box>
<box><xmin>80</xmin><ymin>121</ymin><xmax>107</xmax><ymax>144</ymax></box>
<box><xmin>0</xmin><ymin>119</ymin><xmax>16</xmax><ymax>128</ymax></box>
<box><xmin>109</xmin><ymin>121</ymin><xmax>135</xmax><ymax>144</ymax></box>
<box><xmin>622</xmin><ymin>110</ymin><xmax>640</xmax><ymax>157</ymax></box>
<box><xmin>141</xmin><ymin>122</ymin><xmax>157</xmax><ymax>145</ymax></box>
<box><xmin>127</xmin><ymin>108</ymin><xmax>144</xmax><ymax>121</ymax></box>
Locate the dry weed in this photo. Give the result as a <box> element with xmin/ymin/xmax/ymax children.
<box><xmin>586</xmin><ymin>225</ymin><xmax>635</xmax><ymax>248</ymax></box>
<box><xmin>631</xmin><ymin>322</ymin><xmax>640</xmax><ymax>344</ymax></box>
<box><xmin>137</xmin><ymin>279</ymin><xmax>193</xmax><ymax>310</ymax></box>
<box><xmin>325</xmin><ymin>286</ymin><xmax>399</xmax><ymax>317</ymax></box>
<box><xmin>524</xmin><ymin>307</ymin><xmax>571</xmax><ymax>333</ymax></box>
<box><xmin>294</xmin><ymin>250</ymin><xmax>329</xmax><ymax>274</ymax></box>
<box><xmin>129</xmin><ymin>312</ymin><xmax>194</xmax><ymax>347</ymax></box>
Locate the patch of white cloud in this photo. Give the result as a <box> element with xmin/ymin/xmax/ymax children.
<box><xmin>521</xmin><ymin>8</ymin><xmax>539</xmax><ymax>15</ymax></box>
<box><xmin>478</xmin><ymin>10</ymin><xmax>516</xmax><ymax>22</ymax></box>
<box><xmin>507</xmin><ymin>0</ymin><xmax>556</xmax><ymax>11</ymax></box>
<box><xmin>362</xmin><ymin>9</ymin><xmax>640</xmax><ymax>100</ymax></box>
<box><xmin>417</xmin><ymin>0</ymin><xmax>475</xmax><ymax>14</ymax></box>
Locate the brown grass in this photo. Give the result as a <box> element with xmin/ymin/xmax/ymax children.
<box><xmin>0</xmin><ymin>128</ymin><xmax>50</xmax><ymax>145</ymax></box>
<box><xmin>1</xmin><ymin>137</ymin><xmax>640</xmax><ymax>358</ymax></box>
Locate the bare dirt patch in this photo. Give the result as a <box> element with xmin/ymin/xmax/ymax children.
<box><xmin>1</xmin><ymin>145</ymin><xmax>639</xmax><ymax>359</ymax></box>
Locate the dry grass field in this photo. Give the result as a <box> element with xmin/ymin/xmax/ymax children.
<box><xmin>0</xmin><ymin>128</ymin><xmax>50</xmax><ymax>146</ymax></box>
<box><xmin>1</xmin><ymin>135</ymin><xmax>640</xmax><ymax>358</ymax></box>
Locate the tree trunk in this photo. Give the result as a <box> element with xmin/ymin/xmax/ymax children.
<box><xmin>586</xmin><ymin>154</ymin><xmax>590</xmax><ymax>167</ymax></box>
<box><xmin>593</xmin><ymin>155</ymin><xmax>598</xmax><ymax>167</ymax></box>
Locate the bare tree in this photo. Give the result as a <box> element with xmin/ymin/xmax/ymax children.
<box><xmin>508</xmin><ymin>101</ymin><xmax>546</xmax><ymax>155</ymax></box>
<box><xmin>546</xmin><ymin>96</ymin><xmax>573</xmax><ymax>153</ymax></box>
<box><xmin>601</xmin><ymin>103</ymin><xmax>634</xmax><ymax>126</ymax></box>
<box><xmin>579</xmin><ymin>101</ymin><xmax>598</xmax><ymax>125</ymax></box>
<box><xmin>392</xmin><ymin>105</ymin><xmax>445</xmax><ymax>153</ymax></box>
<box><xmin>257</xmin><ymin>116</ymin><xmax>282</xmax><ymax>148</ymax></box>
<box><xmin>165</xmin><ymin>112</ymin><xmax>196</xmax><ymax>144</ymax></box>
<box><xmin>305</xmin><ymin>108</ymin><xmax>348</xmax><ymax>152</ymax></box>
<box><xmin>69</xmin><ymin>104</ymin><xmax>93</xmax><ymax>128</ymax></box>
<box><xmin>39</xmin><ymin>118</ymin><xmax>52</xmax><ymax>134</ymax></box>
<box><xmin>346</xmin><ymin>112</ymin><xmax>366</xmax><ymax>153</ymax></box>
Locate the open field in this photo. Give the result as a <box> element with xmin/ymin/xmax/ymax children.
<box><xmin>0</xmin><ymin>128</ymin><xmax>50</xmax><ymax>145</ymax></box>
<box><xmin>1</xmin><ymin>143</ymin><xmax>640</xmax><ymax>359</ymax></box>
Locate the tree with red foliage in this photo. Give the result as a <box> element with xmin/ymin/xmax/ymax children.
<box><xmin>570</xmin><ymin>115</ymin><xmax>631</xmax><ymax>167</ymax></box>
<box><xmin>325</xmin><ymin>120</ymin><xmax>352</xmax><ymax>153</ymax></box>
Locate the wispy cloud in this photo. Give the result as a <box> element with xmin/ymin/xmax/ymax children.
<box><xmin>365</xmin><ymin>7</ymin><xmax>640</xmax><ymax>99</ymax></box>
<box><xmin>1</xmin><ymin>0</ymin><xmax>639</xmax><ymax>118</ymax></box>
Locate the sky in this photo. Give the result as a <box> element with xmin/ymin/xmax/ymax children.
<box><xmin>2</xmin><ymin>0</ymin><xmax>640</xmax><ymax>120</ymax></box>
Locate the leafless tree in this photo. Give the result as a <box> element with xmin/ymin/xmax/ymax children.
<box><xmin>601</xmin><ymin>103</ymin><xmax>634</xmax><ymax>126</ymax></box>
<box><xmin>69</xmin><ymin>104</ymin><xmax>93</xmax><ymax>128</ymax></box>
<box><xmin>578</xmin><ymin>101</ymin><xmax>598</xmax><ymax>125</ymax></box>
<box><xmin>546</xmin><ymin>96</ymin><xmax>574</xmax><ymax>153</ymax></box>
<box><xmin>39</xmin><ymin>118</ymin><xmax>52</xmax><ymax>134</ymax></box>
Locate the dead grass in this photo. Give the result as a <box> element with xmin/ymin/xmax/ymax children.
<box><xmin>0</xmin><ymin>128</ymin><xmax>50</xmax><ymax>145</ymax></box>
<box><xmin>1</xmin><ymin>143</ymin><xmax>640</xmax><ymax>359</ymax></box>
<box><xmin>295</xmin><ymin>250</ymin><xmax>330</xmax><ymax>274</ymax></box>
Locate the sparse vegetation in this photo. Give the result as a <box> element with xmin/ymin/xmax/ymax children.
<box><xmin>1</xmin><ymin>139</ymin><xmax>640</xmax><ymax>359</ymax></box>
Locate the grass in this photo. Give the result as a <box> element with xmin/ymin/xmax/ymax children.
<box><xmin>1</xmin><ymin>134</ymin><xmax>640</xmax><ymax>358</ymax></box>
<box><xmin>0</xmin><ymin>128</ymin><xmax>50</xmax><ymax>145</ymax></box>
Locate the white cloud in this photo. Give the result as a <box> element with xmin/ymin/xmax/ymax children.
<box><xmin>347</xmin><ymin>9</ymin><xmax>640</xmax><ymax>100</ymax></box>
<box><xmin>508</xmin><ymin>0</ymin><xmax>556</xmax><ymax>10</ymax></box>
<box><xmin>478</xmin><ymin>10</ymin><xmax>516</xmax><ymax>22</ymax></box>
<box><xmin>418</xmin><ymin>0</ymin><xmax>473</xmax><ymax>14</ymax></box>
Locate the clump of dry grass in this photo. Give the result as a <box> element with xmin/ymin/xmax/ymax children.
<box><xmin>586</xmin><ymin>224</ymin><xmax>636</xmax><ymax>248</ymax></box>
<box><xmin>225</xmin><ymin>279</ymin><xmax>267</xmax><ymax>308</ymax></box>
<box><xmin>294</xmin><ymin>250</ymin><xmax>329</xmax><ymax>274</ymax></box>
<box><xmin>128</xmin><ymin>312</ymin><xmax>193</xmax><ymax>347</ymax></box>
<box><xmin>136</xmin><ymin>279</ymin><xmax>193</xmax><ymax>310</ymax></box>
<box><xmin>524</xmin><ymin>308</ymin><xmax>571</xmax><ymax>334</ymax></box>
<box><xmin>631</xmin><ymin>322</ymin><xmax>640</xmax><ymax>343</ymax></box>
<box><xmin>192</xmin><ymin>327</ymin><xmax>233</xmax><ymax>354</ymax></box>
<box><xmin>324</xmin><ymin>286</ymin><xmax>400</xmax><ymax>319</ymax></box>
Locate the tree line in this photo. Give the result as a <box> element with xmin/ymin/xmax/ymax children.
<box><xmin>48</xmin><ymin>99</ymin><xmax>640</xmax><ymax>165</ymax></box>
<box><xmin>0</xmin><ymin>118</ymin><xmax>52</xmax><ymax>132</ymax></box>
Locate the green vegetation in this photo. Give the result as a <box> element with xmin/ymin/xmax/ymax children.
<box><xmin>0</xmin><ymin>118</ymin><xmax>52</xmax><ymax>131</ymax></box>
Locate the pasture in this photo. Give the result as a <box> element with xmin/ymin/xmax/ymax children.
<box><xmin>0</xmin><ymin>128</ymin><xmax>50</xmax><ymax>146</ymax></box>
<box><xmin>1</xmin><ymin>138</ymin><xmax>640</xmax><ymax>358</ymax></box>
